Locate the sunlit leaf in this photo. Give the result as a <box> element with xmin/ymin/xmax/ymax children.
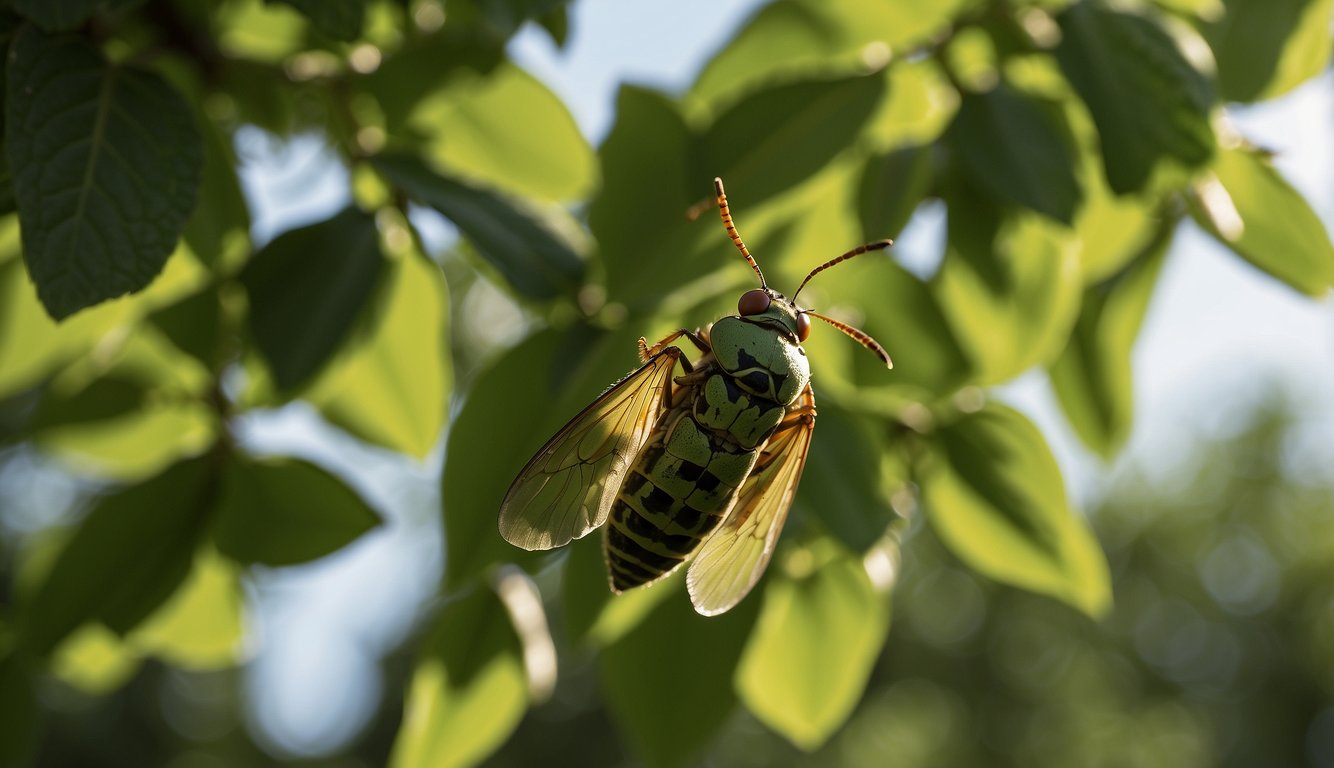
<box><xmin>308</xmin><ymin>249</ymin><xmax>451</xmax><ymax>458</ymax></box>
<box><xmin>5</xmin><ymin>28</ymin><xmax>201</xmax><ymax>319</ymax></box>
<box><xmin>920</xmin><ymin>402</ymin><xmax>1111</xmax><ymax>617</ymax></box>
<box><xmin>1050</xmin><ymin>226</ymin><xmax>1171</xmax><ymax>457</ymax></box>
<box><xmin>1056</xmin><ymin>2</ymin><xmax>1215</xmax><ymax>194</ymax></box>
<box><xmin>735</xmin><ymin>537</ymin><xmax>891</xmax><ymax>750</ymax></box>
<box><xmin>1191</xmin><ymin>146</ymin><xmax>1334</xmax><ymax>296</ymax></box>
<box><xmin>241</xmin><ymin>206</ymin><xmax>384</xmax><ymax>390</ymax></box>
<box><xmin>375</xmin><ymin>153</ymin><xmax>583</xmax><ymax>301</ymax></box>
<box><xmin>857</xmin><ymin>144</ymin><xmax>934</xmax><ymax>244</ymax></box>
<box><xmin>16</xmin><ymin>458</ymin><xmax>212</xmax><ymax>656</ymax></box>
<box><xmin>1204</xmin><ymin>0</ymin><xmax>1334</xmax><ymax>102</ymax></box>
<box><xmin>600</xmin><ymin>585</ymin><xmax>760</xmax><ymax>768</ymax></box>
<box><xmin>389</xmin><ymin>586</ymin><xmax>529</xmax><ymax>768</ymax></box>
<box><xmin>947</xmin><ymin>84</ymin><xmax>1081</xmax><ymax>224</ymax></box>
<box><xmin>213</xmin><ymin>455</ymin><xmax>381</xmax><ymax>566</ymax></box>
<box><xmin>933</xmin><ymin>193</ymin><xmax>1083</xmax><ymax>385</ymax></box>
<box><xmin>49</xmin><ymin>623</ymin><xmax>142</xmax><ymax>694</ymax></box>
<box><xmin>129</xmin><ymin>547</ymin><xmax>246</xmax><ymax>669</ymax></box>
<box><xmin>407</xmin><ymin>62</ymin><xmax>595</xmax><ymax>202</ymax></box>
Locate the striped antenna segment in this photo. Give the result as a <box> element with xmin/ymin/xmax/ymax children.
<box><xmin>805</xmin><ymin>310</ymin><xmax>893</xmax><ymax>369</ymax></box>
<box><xmin>713</xmin><ymin>177</ymin><xmax>767</xmax><ymax>289</ymax></box>
<box><xmin>791</xmin><ymin>239</ymin><xmax>893</xmax><ymax>302</ymax></box>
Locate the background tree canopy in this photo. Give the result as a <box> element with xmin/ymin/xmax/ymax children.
<box><xmin>0</xmin><ymin>0</ymin><xmax>1332</xmax><ymax>766</ymax></box>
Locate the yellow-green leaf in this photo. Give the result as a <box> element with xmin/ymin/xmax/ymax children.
<box><xmin>920</xmin><ymin>402</ymin><xmax>1111</xmax><ymax>617</ymax></box>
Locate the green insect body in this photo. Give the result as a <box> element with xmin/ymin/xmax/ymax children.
<box><xmin>499</xmin><ymin>177</ymin><xmax>893</xmax><ymax>616</ymax></box>
<box><xmin>605</xmin><ymin>311</ymin><xmax>812</xmax><ymax>592</ymax></box>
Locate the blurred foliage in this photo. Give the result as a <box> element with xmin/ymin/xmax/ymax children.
<box><xmin>0</xmin><ymin>0</ymin><xmax>1331</xmax><ymax>766</ymax></box>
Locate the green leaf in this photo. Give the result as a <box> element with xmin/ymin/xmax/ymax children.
<box><xmin>0</xmin><ymin>653</ymin><xmax>40</xmax><ymax>767</ymax></box>
<box><xmin>183</xmin><ymin>114</ymin><xmax>250</xmax><ymax>274</ymax></box>
<box><xmin>563</xmin><ymin>535</ymin><xmax>680</xmax><ymax>648</ymax></box>
<box><xmin>307</xmin><ymin>249</ymin><xmax>451</xmax><ymax>458</ymax></box>
<box><xmin>272</xmin><ymin>0</ymin><xmax>364</xmax><ymax>40</ymax></box>
<box><xmin>31</xmin><ymin>375</ymin><xmax>144</xmax><ymax>430</ymax></box>
<box><xmin>13</xmin><ymin>0</ymin><xmax>102</xmax><ymax>31</ymax></box>
<box><xmin>389</xmin><ymin>586</ymin><xmax>530</xmax><ymax>768</ymax></box>
<box><xmin>16</xmin><ymin>457</ymin><xmax>212</xmax><ymax>656</ymax></box>
<box><xmin>1204</xmin><ymin>0</ymin><xmax>1334</xmax><ymax>102</ymax></box>
<box><xmin>49</xmin><ymin>623</ymin><xmax>142</xmax><ymax>695</ymax></box>
<box><xmin>1056</xmin><ymin>2</ymin><xmax>1215</xmax><ymax>194</ymax></box>
<box><xmin>735</xmin><ymin>537</ymin><xmax>891</xmax><ymax>750</ymax></box>
<box><xmin>406</xmin><ymin>62</ymin><xmax>594</xmax><ymax>202</ymax></box>
<box><xmin>241</xmin><ymin>206</ymin><xmax>384</xmax><ymax>390</ymax></box>
<box><xmin>933</xmin><ymin>192</ymin><xmax>1083</xmax><ymax>385</ymax></box>
<box><xmin>920</xmin><ymin>402</ymin><xmax>1111</xmax><ymax>617</ymax></box>
<box><xmin>600</xmin><ymin>584</ymin><xmax>760</xmax><ymax>768</ymax></box>
<box><xmin>442</xmin><ymin>324</ymin><xmax>638</xmax><ymax>588</ymax></box>
<box><xmin>794</xmin><ymin>399</ymin><xmax>896</xmax><ymax>552</ymax></box>
<box><xmin>1191</xmin><ymin>146</ymin><xmax>1334</xmax><ymax>296</ymax></box>
<box><xmin>857</xmin><ymin>144</ymin><xmax>934</xmax><ymax>243</ymax></box>
<box><xmin>1049</xmin><ymin>226</ymin><xmax>1171</xmax><ymax>457</ymax></box>
<box><xmin>374</xmin><ymin>153</ymin><xmax>583</xmax><ymax>301</ymax></box>
<box><xmin>129</xmin><ymin>547</ymin><xmax>246</xmax><ymax>669</ymax></box>
<box><xmin>591</xmin><ymin>86</ymin><xmax>714</xmax><ymax>314</ymax></box>
<box><xmin>148</xmin><ymin>287</ymin><xmax>223</xmax><ymax>370</ymax></box>
<box><xmin>699</xmin><ymin>70</ymin><xmax>886</xmax><ymax>209</ymax></box>
<box><xmin>946</xmin><ymin>84</ymin><xmax>1081</xmax><ymax>224</ymax></box>
<box><xmin>213</xmin><ymin>455</ymin><xmax>381</xmax><ymax>566</ymax></box>
<box><xmin>5</xmin><ymin>28</ymin><xmax>202</xmax><ymax>319</ymax></box>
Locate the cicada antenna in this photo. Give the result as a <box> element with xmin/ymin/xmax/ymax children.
<box><xmin>790</xmin><ymin>239</ymin><xmax>893</xmax><ymax>304</ymax></box>
<box><xmin>713</xmin><ymin>177</ymin><xmax>767</xmax><ymax>289</ymax></box>
<box><xmin>802</xmin><ymin>309</ymin><xmax>893</xmax><ymax>369</ymax></box>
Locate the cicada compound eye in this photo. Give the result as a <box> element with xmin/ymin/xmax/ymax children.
<box><xmin>738</xmin><ymin>288</ymin><xmax>771</xmax><ymax>316</ymax></box>
<box><xmin>796</xmin><ymin>311</ymin><xmax>811</xmax><ymax>341</ymax></box>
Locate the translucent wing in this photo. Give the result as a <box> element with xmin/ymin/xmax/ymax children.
<box><xmin>687</xmin><ymin>383</ymin><xmax>815</xmax><ymax>616</ymax></box>
<box><xmin>500</xmin><ymin>347</ymin><xmax>682</xmax><ymax>551</ymax></box>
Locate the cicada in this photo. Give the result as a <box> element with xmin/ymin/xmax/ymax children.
<box><xmin>499</xmin><ymin>177</ymin><xmax>893</xmax><ymax>616</ymax></box>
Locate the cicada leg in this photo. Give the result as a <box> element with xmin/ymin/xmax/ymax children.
<box><xmin>638</xmin><ymin>328</ymin><xmax>711</xmax><ymax>368</ymax></box>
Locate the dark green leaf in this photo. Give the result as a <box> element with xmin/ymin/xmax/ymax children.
<box><xmin>148</xmin><ymin>288</ymin><xmax>222</xmax><ymax>371</ymax></box>
<box><xmin>600</xmin><ymin>583</ymin><xmax>760</xmax><ymax>768</ymax></box>
<box><xmin>443</xmin><ymin>324</ymin><xmax>641</xmax><ymax>588</ymax></box>
<box><xmin>794</xmin><ymin>399</ymin><xmax>895</xmax><ymax>552</ymax></box>
<box><xmin>1191</xmin><ymin>146</ymin><xmax>1334</xmax><ymax>296</ymax></box>
<box><xmin>5</xmin><ymin>28</ymin><xmax>202</xmax><ymax>319</ymax></box>
<box><xmin>857</xmin><ymin>144</ymin><xmax>934</xmax><ymax>243</ymax></box>
<box><xmin>31</xmin><ymin>375</ymin><xmax>145</xmax><ymax>430</ymax></box>
<box><xmin>947</xmin><ymin>84</ymin><xmax>1081</xmax><ymax>224</ymax></box>
<box><xmin>735</xmin><ymin>536</ymin><xmax>891</xmax><ymax>750</ymax></box>
<box><xmin>0</xmin><ymin>652</ymin><xmax>40</xmax><ymax>767</ymax></box>
<box><xmin>374</xmin><ymin>153</ymin><xmax>583</xmax><ymax>300</ymax></box>
<box><xmin>699</xmin><ymin>70</ymin><xmax>886</xmax><ymax>209</ymax></box>
<box><xmin>1050</xmin><ymin>226</ymin><xmax>1171</xmax><ymax>457</ymax></box>
<box><xmin>272</xmin><ymin>0</ymin><xmax>364</xmax><ymax>41</ymax></box>
<box><xmin>389</xmin><ymin>586</ymin><xmax>529</xmax><ymax>768</ymax></box>
<box><xmin>241</xmin><ymin>206</ymin><xmax>383</xmax><ymax>390</ymax></box>
<box><xmin>1204</xmin><ymin>0</ymin><xmax>1333</xmax><ymax>102</ymax></box>
<box><xmin>16</xmin><ymin>457</ymin><xmax>211</xmax><ymax>656</ymax></box>
<box><xmin>590</xmin><ymin>86</ymin><xmax>710</xmax><ymax>313</ymax></box>
<box><xmin>563</xmin><ymin>535</ymin><xmax>679</xmax><ymax>647</ymax></box>
<box><xmin>13</xmin><ymin>0</ymin><xmax>102</xmax><ymax>31</ymax></box>
<box><xmin>1056</xmin><ymin>2</ymin><xmax>1215</xmax><ymax>194</ymax></box>
<box><xmin>920</xmin><ymin>402</ymin><xmax>1111</xmax><ymax>617</ymax></box>
<box><xmin>213</xmin><ymin>455</ymin><xmax>381</xmax><ymax>566</ymax></box>
<box><xmin>183</xmin><ymin>114</ymin><xmax>250</xmax><ymax>273</ymax></box>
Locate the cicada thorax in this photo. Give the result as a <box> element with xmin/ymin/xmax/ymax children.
<box><xmin>604</xmin><ymin>323</ymin><xmax>810</xmax><ymax>592</ymax></box>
